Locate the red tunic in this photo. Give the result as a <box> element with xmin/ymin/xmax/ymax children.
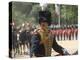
<box><xmin>67</xmin><ymin>29</ymin><xmax>71</xmax><ymax>36</ymax></box>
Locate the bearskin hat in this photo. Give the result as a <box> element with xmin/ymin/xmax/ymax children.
<box><xmin>39</xmin><ymin>10</ymin><xmax>51</xmax><ymax>26</ymax></box>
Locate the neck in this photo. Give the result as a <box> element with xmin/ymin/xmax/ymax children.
<box><xmin>41</xmin><ymin>26</ymin><xmax>48</xmax><ymax>32</ymax></box>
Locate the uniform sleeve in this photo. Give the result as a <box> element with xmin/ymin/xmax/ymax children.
<box><xmin>31</xmin><ymin>33</ymin><xmax>41</xmax><ymax>52</ymax></box>
<box><xmin>31</xmin><ymin>33</ymin><xmax>45</xmax><ymax>57</ymax></box>
<box><xmin>52</xmin><ymin>35</ymin><xmax>64</xmax><ymax>54</ymax></box>
<box><xmin>31</xmin><ymin>33</ymin><xmax>41</xmax><ymax>44</ymax></box>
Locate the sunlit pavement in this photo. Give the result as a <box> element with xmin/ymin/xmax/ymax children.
<box><xmin>51</xmin><ymin>40</ymin><xmax>78</xmax><ymax>56</ymax></box>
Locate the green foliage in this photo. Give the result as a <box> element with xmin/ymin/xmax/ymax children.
<box><xmin>12</xmin><ymin>2</ymin><xmax>78</xmax><ymax>26</ymax></box>
<box><xmin>60</xmin><ymin>5</ymin><xmax>78</xmax><ymax>25</ymax></box>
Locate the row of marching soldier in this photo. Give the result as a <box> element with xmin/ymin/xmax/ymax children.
<box><xmin>50</xmin><ymin>26</ymin><xmax>78</xmax><ymax>41</ymax></box>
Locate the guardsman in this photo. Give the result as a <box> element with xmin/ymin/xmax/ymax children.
<box><xmin>65</xmin><ymin>27</ymin><xmax>68</xmax><ymax>40</ymax></box>
<box><xmin>71</xmin><ymin>26</ymin><xmax>75</xmax><ymax>40</ymax></box>
<box><xmin>59</xmin><ymin>28</ymin><xmax>62</xmax><ymax>40</ymax></box>
<box><xmin>68</xmin><ymin>27</ymin><xmax>71</xmax><ymax>40</ymax></box>
<box><xmin>74</xmin><ymin>28</ymin><xmax>78</xmax><ymax>40</ymax></box>
<box><xmin>51</xmin><ymin>29</ymin><xmax>56</xmax><ymax>38</ymax></box>
<box><xmin>62</xmin><ymin>28</ymin><xmax>66</xmax><ymax>40</ymax></box>
<box><xmin>56</xmin><ymin>28</ymin><xmax>59</xmax><ymax>41</ymax></box>
<box><xmin>19</xmin><ymin>23</ymin><xmax>27</xmax><ymax>55</ymax></box>
<box><xmin>11</xmin><ymin>21</ymin><xmax>18</xmax><ymax>57</ymax></box>
<box><xmin>31</xmin><ymin>10</ymin><xmax>70</xmax><ymax>57</ymax></box>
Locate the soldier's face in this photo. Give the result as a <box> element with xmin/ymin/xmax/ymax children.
<box><xmin>40</xmin><ymin>22</ymin><xmax>48</xmax><ymax>29</ymax></box>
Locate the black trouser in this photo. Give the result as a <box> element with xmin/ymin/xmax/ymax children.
<box><xmin>61</xmin><ymin>34</ymin><xmax>62</xmax><ymax>40</ymax></box>
<box><xmin>69</xmin><ymin>35</ymin><xmax>71</xmax><ymax>40</ymax></box>
<box><xmin>57</xmin><ymin>35</ymin><xmax>59</xmax><ymax>41</ymax></box>
<box><xmin>76</xmin><ymin>33</ymin><xmax>78</xmax><ymax>40</ymax></box>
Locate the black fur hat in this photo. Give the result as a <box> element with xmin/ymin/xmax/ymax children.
<box><xmin>39</xmin><ymin>11</ymin><xmax>51</xmax><ymax>26</ymax></box>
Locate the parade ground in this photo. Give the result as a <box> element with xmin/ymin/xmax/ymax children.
<box><xmin>14</xmin><ymin>40</ymin><xmax>78</xmax><ymax>59</ymax></box>
<box><xmin>51</xmin><ymin>40</ymin><xmax>78</xmax><ymax>56</ymax></box>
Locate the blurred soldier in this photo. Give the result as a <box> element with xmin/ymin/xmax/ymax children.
<box><xmin>74</xmin><ymin>27</ymin><xmax>78</xmax><ymax>40</ymax></box>
<box><xmin>51</xmin><ymin>28</ymin><xmax>56</xmax><ymax>38</ymax></box>
<box><xmin>62</xmin><ymin>28</ymin><xmax>66</xmax><ymax>40</ymax></box>
<box><xmin>58</xmin><ymin>28</ymin><xmax>63</xmax><ymax>40</ymax></box>
<box><xmin>26</xmin><ymin>22</ymin><xmax>33</xmax><ymax>56</ymax></box>
<box><xmin>31</xmin><ymin>11</ymin><xmax>70</xmax><ymax>57</ymax></box>
<box><xmin>71</xmin><ymin>26</ymin><xmax>75</xmax><ymax>40</ymax></box>
<box><xmin>19</xmin><ymin>23</ymin><xmax>27</xmax><ymax>55</ymax></box>
<box><xmin>11</xmin><ymin>21</ymin><xmax>18</xmax><ymax>57</ymax></box>
<box><xmin>56</xmin><ymin>28</ymin><xmax>59</xmax><ymax>41</ymax></box>
<box><xmin>67</xmin><ymin>27</ymin><xmax>71</xmax><ymax>40</ymax></box>
<box><xmin>65</xmin><ymin>27</ymin><xmax>68</xmax><ymax>40</ymax></box>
